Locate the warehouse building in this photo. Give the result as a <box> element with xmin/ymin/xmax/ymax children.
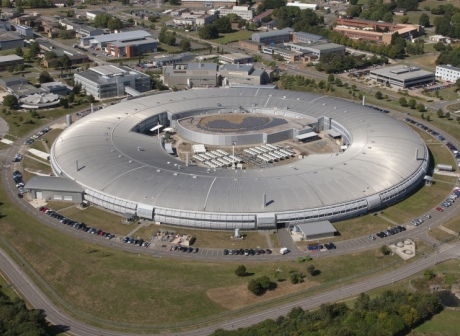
<box><xmin>292</xmin><ymin>31</ymin><xmax>327</xmax><ymax>44</ymax></box>
<box><xmin>82</xmin><ymin>30</ymin><xmax>157</xmax><ymax>58</ymax></box>
<box><xmin>0</xmin><ymin>55</ymin><xmax>24</xmax><ymax>71</ymax></box>
<box><xmin>219</xmin><ymin>53</ymin><xmax>253</xmax><ymax>64</ymax></box>
<box><xmin>219</xmin><ymin>64</ymin><xmax>270</xmax><ymax>86</ymax></box>
<box><xmin>294</xmin><ymin>221</ymin><xmax>337</xmax><ymax>240</ymax></box>
<box><xmin>0</xmin><ymin>32</ymin><xmax>24</xmax><ymax>50</ymax></box>
<box><xmin>435</xmin><ymin>64</ymin><xmax>460</xmax><ymax>83</ymax></box>
<box><xmin>285</xmin><ymin>42</ymin><xmax>345</xmax><ymax>59</ymax></box>
<box><xmin>25</xmin><ymin>176</ymin><xmax>85</xmax><ymax>203</ymax></box>
<box><xmin>252</xmin><ymin>27</ymin><xmax>293</xmax><ymax>44</ymax></box>
<box><xmin>14</xmin><ymin>24</ymin><xmax>33</xmax><ymax>38</ymax></box>
<box><xmin>74</xmin><ymin>65</ymin><xmax>151</xmax><ymax>99</ymax></box>
<box><xmin>163</xmin><ymin>63</ymin><xmax>219</xmax><ymax>89</ymax></box>
<box><xmin>369</xmin><ymin>65</ymin><xmax>435</xmax><ymax>88</ymax></box>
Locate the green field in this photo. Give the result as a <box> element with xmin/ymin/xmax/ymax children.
<box><xmin>0</xmin><ymin>181</ymin><xmax>406</xmax><ymax>331</ymax></box>
<box><xmin>212</xmin><ymin>30</ymin><xmax>253</xmax><ymax>45</ymax></box>
<box><xmin>412</xmin><ymin>309</ymin><xmax>460</xmax><ymax>336</ymax></box>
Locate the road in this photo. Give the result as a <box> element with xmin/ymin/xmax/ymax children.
<box><xmin>1</xmin><ymin>99</ymin><xmax>460</xmax><ymax>334</ymax></box>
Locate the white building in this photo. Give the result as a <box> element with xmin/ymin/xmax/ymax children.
<box><xmin>286</xmin><ymin>2</ymin><xmax>319</xmax><ymax>10</ymax></box>
<box><xmin>219</xmin><ymin>6</ymin><xmax>254</xmax><ymax>20</ymax></box>
<box><xmin>435</xmin><ymin>65</ymin><xmax>460</xmax><ymax>82</ymax></box>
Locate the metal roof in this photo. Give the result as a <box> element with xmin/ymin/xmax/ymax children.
<box><xmin>295</xmin><ymin>221</ymin><xmax>336</xmax><ymax>236</ymax></box>
<box><xmin>25</xmin><ymin>176</ymin><xmax>85</xmax><ymax>193</ymax></box>
<box><xmin>370</xmin><ymin>65</ymin><xmax>434</xmax><ymax>81</ymax></box>
<box><xmin>51</xmin><ymin>88</ymin><xmax>427</xmax><ymax>215</ymax></box>
<box><xmin>90</xmin><ymin>30</ymin><xmax>151</xmax><ymax>43</ymax></box>
<box><xmin>0</xmin><ymin>54</ymin><xmax>23</xmax><ymax>63</ymax></box>
<box><xmin>295</xmin><ymin>132</ymin><xmax>317</xmax><ymax>140</ymax></box>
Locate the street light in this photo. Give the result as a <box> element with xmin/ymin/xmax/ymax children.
<box><xmin>232</xmin><ymin>141</ymin><xmax>236</xmax><ymax>168</ymax></box>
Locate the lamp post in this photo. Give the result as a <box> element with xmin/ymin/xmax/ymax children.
<box><xmin>232</xmin><ymin>141</ymin><xmax>236</xmax><ymax>169</ymax></box>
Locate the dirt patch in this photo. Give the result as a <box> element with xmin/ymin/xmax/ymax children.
<box><xmin>207</xmin><ymin>279</ymin><xmax>320</xmax><ymax>310</ymax></box>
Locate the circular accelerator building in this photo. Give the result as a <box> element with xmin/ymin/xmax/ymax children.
<box><xmin>50</xmin><ymin>88</ymin><xmax>429</xmax><ymax>230</ymax></box>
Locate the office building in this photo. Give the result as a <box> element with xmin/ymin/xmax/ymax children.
<box><xmin>369</xmin><ymin>65</ymin><xmax>435</xmax><ymax>88</ymax></box>
<box><xmin>163</xmin><ymin>63</ymin><xmax>219</xmax><ymax>90</ymax></box>
<box><xmin>74</xmin><ymin>65</ymin><xmax>151</xmax><ymax>99</ymax></box>
<box><xmin>252</xmin><ymin>27</ymin><xmax>293</xmax><ymax>44</ymax></box>
<box><xmin>219</xmin><ymin>6</ymin><xmax>254</xmax><ymax>20</ymax></box>
<box><xmin>435</xmin><ymin>65</ymin><xmax>460</xmax><ymax>83</ymax></box>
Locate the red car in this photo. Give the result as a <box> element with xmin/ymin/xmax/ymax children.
<box><xmin>436</xmin><ymin>207</ymin><xmax>444</xmax><ymax>212</ymax></box>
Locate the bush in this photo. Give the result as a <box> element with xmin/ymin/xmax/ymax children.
<box><xmin>289</xmin><ymin>270</ymin><xmax>304</xmax><ymax>284</ymax></box>
<box><xmin>381</xmin><ymin>245</ymin><xmax>391</xmax><ymax>255</ymax></box>
<box><xmin>248</xmin><ymin>276</ymin><xmax>273</xmax><ymax>296</ymax></box>
<box><xmin>235</xmin><ymin>265</ymin><xmax>247</xmax><ymax>277</ymax></box>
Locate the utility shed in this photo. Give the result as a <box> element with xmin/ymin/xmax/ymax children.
<box><xmin>295</xmin><ymin>132</ymin><xmax>319</xmax><ymax>143</ymax></box>
<box><xmin>436</xmin><ymin>164</ymin><xmax>454</xmax><ymax>172</ymax></box>
<box><xmin>294</xmin><ymin>221</ymin><xmax>337</xmax><ymax>240</ymax></box>
<box><xmin>25</xmin><ymin>176</ymin><xmax>85</xmax><ymax>202</ymax></box>
<box><xmin>327</xmin><ymin>129</ymin><xmax>341</xmax><ymax>139</ymax></box>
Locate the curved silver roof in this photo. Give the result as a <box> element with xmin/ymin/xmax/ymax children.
<box><xmin>52</xmin><ymin>88</ymin><xmax>427</xmax><ymax>215</ymax></box>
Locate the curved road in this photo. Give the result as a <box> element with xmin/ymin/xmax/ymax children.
<box><xmin>1</xmin><ymin>106</ymin><xmax>460</xmax><ymax>335</ymax></box>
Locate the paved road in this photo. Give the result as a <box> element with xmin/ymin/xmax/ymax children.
<box><xmin>1</xmin><ymin>103</ymin><xmax>460</xmax><ymax>334</ymax></box>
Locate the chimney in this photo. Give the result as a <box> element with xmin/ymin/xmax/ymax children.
<box><xmin>263</xmin><ymin>193</ymin><xmax>266</xmax><ymax>208</ymax></box>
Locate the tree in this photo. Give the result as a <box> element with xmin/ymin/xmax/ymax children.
<box><xmin>408</xmin><ymin>98</ymin><xmax>417</xmax><ymax>109</ymax></box>
<box><xmin>436</xmin><ymin>108</ymin><xmax>444</xmax><ymax>118</ymax></box>
<box><xmin>72</xmin><ymin>82</ymin><xmax>82</xmax><ymax>95</ymax></box>
<box><xmin>2</xmin><ymin>94</ymin><xmax>19</xmax><ymax>109</ymax></box>
<box><xmin>169</xmin><ymin>0</ymin><xmax>180</xmax><ymax>4</ymax></box>
<box><xmin>39</xmin><ymin>71</ymin><xmax>53</xmax><ymax>83</ymax></box>
<box><xmin>457</xmin><ymin>116</ymin><xmax>460</xmax><ymax>123</ymax></box>
<box><xmin>179</xmin><ymin>38</ymin><xmax>191</xmax><ymax>51</ymax></box>
<box><xmin>2</xmin><ymin>0</ymin><xmax>13</xmax><ymax>7</ymax></box>
<box><xmin>15</xmin><ymin>47</ymin><xmax>23</xmax><ymax>57</ymax></box>
<box><xmin>327</xmin><ymin>74</ymin><xmax>335</xmax><ymax>83</ymax></box>
<box><xmin>108</xmin><ymin>17</ymin><xmax>123</xmax><ymax>31</ymax></box>
<box><xmin>375</xmin><ymin>91</ymin><xmax>383</xmax><ymax>99</ymax></box>
<box><xmin>307</xmin><ymin>264</ymin><xmax>316</xmax><ymax>276</ymax></box>
<box><xmin>290</xmin><ymin>271</ymin><xmax>304</xmax><ymax>284</ymax></box>
<box><xmin>456</xmin><ymin>78</ymin><xmax>460</xmax><ymax>90</ymax></box>
<box><xmin>380</xmin><ymin>245</ymin><xmax>390</xmax><ymax>255</ymax></box>
<box><xmin>235</xmin><ymin>265</ymin><xmax>247</xmax><ymax>277</ymax></box>
<box><xmin>60</xmin><ymin>54</ymin><xmax>71</xmax><ymax>70</ymax></box>
<box><xmin>44</xmin><ymin>51</ymin><xmax>58</xmax><ymax>60</ymax></box>
<box><xmin>426</xmin><ymin>114</ymin><xmax>431</xmax><ymax>121</ymax></box>
<box><xmin>399</xmin><ymin>97</ymin><xmax>407</xmax><ymax>107</ymax></box>
<box><xmin>419</xmin><ymin>13</ymin><xmax>430</xmax><ymax>27</ymax></box>
<box><xmin>400</xmin><ymin>16</ymin><xmax>409</xmax><ymax>24</ymax></box>
<box><xmin>28</xmin><ymin>41</ymin><xmax>40</xmax><ymax>58</ymax></box>
<box><xmin>66</xmin><ymin>0</ymin><xmax>74</xmax><ymax>5</ymax></box>
<box><xmin>60</xmin><ymin>98</ymin><xmax>69</xmax><ymax>109</ymax></box>
<box><xmin>248</xmin><ymin>276</ymin><xmax>273</xmax><ymax>296</ymax></box>
<box><xmin>445</xmin><ymin>111</ymin><xmax>451</xmax><ymax>119</ymax></box>
<box><xmin>214</xmin><ymin>17</ymin><xmax>232</xmax><ymax>33</ymax></box>
<box><xmin>198</xmin><ymin>25</ymin><xmax>219</xmax><ymax>39</ymax></box>
<box><xmin>349</xmin><ymin>0</ymin><xmax>358</xmax><ymax>4</ymax></box>
<box><xmin>433</xmin><ymin>42</ymin><xmax>446</xmax><ymax>53</ymax></box>
<box><xmin>334</xmin><ymin>78</ymin><xmax>342</xmax><ymax>86</ymax></box>
<box><xmin>417</xmin><ymin>103</ymin><xmax>425</xmax><ymax>112</ymax></box>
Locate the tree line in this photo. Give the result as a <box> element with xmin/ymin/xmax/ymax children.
<box><xmin>0</xmin><ymin>287</ymin><xmax>50</xmax><ymax>335</ymax></box>
<box><xmin>211</xmin><ymin>290</ymin><xmax>442</xmax><ymax>336</ymax></box>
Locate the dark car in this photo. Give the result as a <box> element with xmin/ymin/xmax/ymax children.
<box><xmin>193</xmin><ymin>248</ymin><xmax>199</xmax><ymax>253</ymax></box>
<box><xmin>187</xmin><ymin>247</ymin><xmax>193</xmax><ymax>253</ymax></box>
<box><xmin>265</xmin><ymin>248</ymin><xmax>272</xmax><ymax>254</ymax></box>
<box><xmin>223</xmin><ymin>249</ymin><xmax>229</xmax><ymax>255</ymax></box>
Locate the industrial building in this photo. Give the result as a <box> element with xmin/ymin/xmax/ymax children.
<box><xmin>50</xmin><ymin>88</ymin><xmax>428</xmax><ymax>230</ymax></box>
<box><xmin>74</xmin><ymin>65</ymin><xmax>151</xmax><ymax>99</ymax></box>
<box><xmin>180</xmin><ymin>0</ymin><xmax>237</xmax><ymax>7</ymax></box>
<box><xmin>219</xmin><ymin>6</ymin><xmax>254</xmax><ymax>20</ymax></box>
<box><xmin>163</xmin><ymin>63</ymin><xmax>219</xmax><ymax>89</ymax></box>
<box><xmin>286</xmin><ymin>2</ymin><xmax>319</xmax><ymax>10</ymax></box>
<box><xmin>0</xmin><ymin>55</ymin><xmax>24</xmax><ymax>71</ymax></box>
<box><xmin>252</xmin><ymin>27</ymin><xmax>294</xmax><ymax>44</ymax></box>
<box><xmin>14</xmin><ymin>24</ymin><xmax>33</xmax><ymax>38</ymax></box>
<box><xmin>369</xmin><ymin>65</ymin><xmax>435</xmax><ymax>88</ymax></box>
<box><xmin>25</xmin><ymin>176</ymin><xmax>85</xmax><ymax>203</ymax></box>
<box><xmin>435</xmin><ymin>64</ymin><xmax>460</xmax><ymax>83</ymax></box>
<box><xmin>294</xmin><ymin>221</ymin><xmax>337</xmax><ymax>240</ymax></box>
<box><xmin>152</xmin><ymin>52</ymin><xmax>195</xmax><ymax>67</ymax></box>
<box><xmin>285</xmin><ymin>42</ymin><xmax>345</xmax><ymax>60</ymax></box>
<box><xmin>219</xmin><ymin>53</ymin><xmax>253</xmax><ymax>64</ymax></box>
<box><xmin>0</xmin><ymin>32</ymin><xmax>24</xmax><ymax>50</ymax></box>
<box><xmin>292</xmin><ymin>31</ymin><xmax>327</xmax><ymax>44</ymax></box>
<box><xmin>219</xmin><ymin>64</ymin><xmax>270</xmax><ymax>86</ymax></box>
<box><xmin>82</xmin><ymin>30</ymin><xmax>157</xmax><ymax>58</ymax></box>
<box><xmin>334</xmin><ymin>18</ymin><xmax>423</xmax><ymax>45</ymax></box>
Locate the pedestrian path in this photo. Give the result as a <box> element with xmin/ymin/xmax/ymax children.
<box><xmin>126</xmin><ymin>223</ymin><xmax>145</xmax><ymax>238</ymax></box>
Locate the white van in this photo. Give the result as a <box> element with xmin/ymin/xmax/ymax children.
<box><xmin>280</xmin><ymin>247</ymin><xmax>290</xmax><ymax>255</ymax></box>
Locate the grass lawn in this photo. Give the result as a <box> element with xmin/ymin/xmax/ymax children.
<box><xmin>0</xmin><ymin>272</ymin><xmax>20</xmax><ymax>301</ymax></box>
<box><xmin>59</xmin><ymin>206</ymin><xmax>136</xmax><ymax>237</ymax></box>
<box><xmin>157</xmin><ymin>43</ymin><xmax>182</xmax><ymax>53</ymax></box>
<box><xmin>443</xmin><ymin>216</ymin><xmax>460</xmax><ymax>233</ymax></box>
<box><xmin>411</xmin><ymin>309</ymin><xmax>460</xmax><ymax>336</ymax></box>
<box><xmin>401</xmin><ymin>53</ymin><xmax>439</xmax><ymax>72</ymax></box>
<box><xmin>213</xmin><ymin>30</ymin><xmax>253</xmax><ymax>45</ymax></box>
<box><xmin>382</xmin><ymin>178</ymin><xmax>454</xmax><ymax>224</ymax></box>
<box><xmin>0</xmin><ymin>181</ymin><xmax>405</xmax><ymax>330</ymax></box>
<box><xmin>46</xmin><ymin>201</ymin><xmax>76</xmax><ymax>211</ymax></box>
<box><xmin>22</xmin><ymin>156</ymin><xmax>52</xmax><ymax>175</ymax></box>
<box><xmin>428</xmin><ymin>227</ymin><xmax>457</xmax><ymax>242</ymax></box>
